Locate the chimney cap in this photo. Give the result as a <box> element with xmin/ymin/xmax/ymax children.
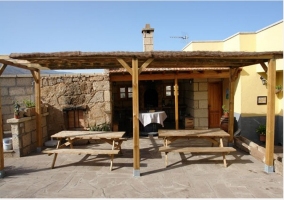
<box><xmin>142</xmin><ymin>24</ymin><xmax>154</xmax><ymax>33</ymax></box>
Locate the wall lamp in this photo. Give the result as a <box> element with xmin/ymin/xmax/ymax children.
<box><xmin>260</xmin><ymin>76</ymin><xmax>267</xmax><ymax>85</ymax></box>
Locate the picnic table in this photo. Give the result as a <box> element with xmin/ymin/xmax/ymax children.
<box><xmin>158</xmin><ymin>129</ymin><xmax>236</xmax><ymax>167</ymax></box>
<box><xmin>42</xmin><ymin>130</ymin><xmax>126</xmax><ymax>171</ymax></box>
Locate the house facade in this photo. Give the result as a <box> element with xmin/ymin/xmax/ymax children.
<box><xmin>183</xmin><ymin>20</ymin><xmax>283</xmax><ymax>145</ymax></box>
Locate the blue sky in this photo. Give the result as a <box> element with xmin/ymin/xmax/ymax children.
<box><xmin>1</xmin><ymin>1</ymin><xmax>283</xmax><ymax>73</ymax></box>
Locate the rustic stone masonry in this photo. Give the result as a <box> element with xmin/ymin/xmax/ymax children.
<box><xmin>1</xmin><ymin>73</ymin><xmax>111</xmax><ymax>156</ymax></box>
<box><xmin>5</xmin><ymin>113</ymin><xmax>49</xmax><ymax>157</ymax></box>
<box><xmin>41</xmin><ymin>74</ymin><xmax>112</xmax><ymax>136</ymax></box>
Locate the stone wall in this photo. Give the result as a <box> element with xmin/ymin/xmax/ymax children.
<box><xmin>0</xmin><ymin>75</ymin><xmax>35</xmax><ymax>131</ymax></box>
<box><xmin>186</xmin><ymin>79</ymin><xmax>209</xmax><ymax>129</ymax></box>
<box><xmin>5</xmin><ymin>113</ymin><xmax>49</xmax><ymax>157</ymax></box>
<box><xmin>41</xmin><ymin>74</ymin><xmax>112</xmax><ymax>137</ymax></box>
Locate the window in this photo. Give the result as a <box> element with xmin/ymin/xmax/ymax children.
<box><xmin>165</xmin><ymin>85</ymin><xmax>173</xmax><ymax>97</ymax></box>
<box><xmin>119</xmin><ymin>87</ymin><xmax>132</xmax><ymax>99</ymax></box>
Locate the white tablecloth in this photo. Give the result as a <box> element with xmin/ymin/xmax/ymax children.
<box><xmin>139</xmin><ymin>111</ymin><xmax>167</xmax><ymax>127</ymax></box>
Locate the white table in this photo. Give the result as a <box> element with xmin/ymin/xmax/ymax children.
<box><xmin>139</xmin><ymin>111</ymin><xmax>167</xmax><ymax>127</ymax></box>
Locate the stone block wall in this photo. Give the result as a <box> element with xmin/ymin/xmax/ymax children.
<box><xmin>1</xmin><ymin>75</ymin><xmax>35</xmax><ymax>131</ymax></box>
<box><xmin>41</xmin><ymin>74</ymin><xmax>112</xmax><ymax>137</ymax></box>
<box><xmin>186</xmin><ymin>79</ymin><xmax>209</xmax><ymax>129</ymax></box>
<box><xmin>6</xmin><ymin>113</ymin><xmax>49</xmax><ymax>157</ymax></box>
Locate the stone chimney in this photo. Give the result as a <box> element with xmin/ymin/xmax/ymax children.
<box><xmin>142</xmin><ymin>24</ymin><xmax>154</xmax><ymax>52</ymax></box>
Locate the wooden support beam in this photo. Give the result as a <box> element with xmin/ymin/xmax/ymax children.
<box><xmin>260</xmin><ymin>62</ymin><xmax>268</xmax><ymax>73</ymax></box>
<box><xmin>0</xmin><ymin>83</ymin><xmax>4</xmax><ymax>177</ymax></box>
<box><xmin>174</xmin><ymin>78</ymin><xmax>179</xmax><ymax>130</ymax></box>
<box><xmin>231</xmin><ymin>68</ymin><xmax>240</xmax><ymax>81</ymax></box>
<box><xmin>110</xmin><ymin>71</ymin><xmax>230</xmax><ymax>82</ymax></box>
<box><xmin>0</xmin><ymin>64</ymin><xmax>7</xmax><ymax>76</ymax></box>
<box><xmin>30</xmin><ymin>70</ymin><xmax>39</xmax><ymax>82</ymax></box>
<box><xmin>264</xmin><ymin>58</ymin><xmax>276</xmax><ymax>173</ymax></box>
<box><xmin>138</xmin><ymin>58</ymin><xmax>154</xmax><ymax>74</ymax></box>
<box><xmin>228</xmin><ymin>68</ymin><xmax>236</xmax><ymax>143</ymax></box>
<box><xmin>34</xmin><ymin>70</ymin><xmax>43</xmax><ymax>151</ymax></box>
<box><xmin>117</xmin><ymin>58</ymin><xmax>132</xmax><ymax>75</ymax></box>
<box><xmin>132</xmin><ymin>58</ymin><xmax>140</xmax><ymax>177</ymax></box>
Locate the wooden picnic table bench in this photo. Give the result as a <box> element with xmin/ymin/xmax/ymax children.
<box><xmin>158</xmin><ymin>129</ymin><xmax>236</xmax><ymax>167</ymax></box>
<box><xmin>42</xmin><ymin>131</ymin><xmax>126</xmax><ymax>171</ymax></box>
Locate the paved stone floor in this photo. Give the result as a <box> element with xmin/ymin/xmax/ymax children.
<box><xmin>0</xmin><ymin>136</ymin><xmax>283</xmax><ymax>198</ymax></box>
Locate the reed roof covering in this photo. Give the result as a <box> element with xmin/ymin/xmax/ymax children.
<box><xmin>6</xmin><ymin>51</ymin><xmax>283</xmax><ymax>71</ymax></box>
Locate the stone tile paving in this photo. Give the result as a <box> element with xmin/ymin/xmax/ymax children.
<box><xmin>0</xmin><ymin>136</ymin><xmax>283</xmax><ymax>198</ymax></box>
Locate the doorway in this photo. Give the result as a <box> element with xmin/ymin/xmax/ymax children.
<box><xmin>208</xmin><ymin>82</ymin><xmax>223</xmax><ymax>128</ymax></box>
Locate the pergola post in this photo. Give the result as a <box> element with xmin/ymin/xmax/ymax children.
<box><xmin>132</xmin><ymin>58</ymin><xmax>140</xmax><ymax>177</ymax></box>
<box><xmin>32</xmin><ymin>70</ymin><xmax>43</xmax><ymax>152</ymax></box>
<box><xmin>264</xmin><ymin>58</ymin><xmax>276</xmax><ymax>173</ymax></box>
<box><xmin>174</xmin><ymin>78</ymin><xmax>179</xmax><ymax>130</ymax></box>
<box><xmin>0</xmin><ymin>64</ymin><xmax>7</xmax><ymax>178</ymax></box>
<box><xmin>228</xmin><ymin>68</ymin><xmax>236</xmax><ymax>144</ymax></box>
<box><xmin>0</xmin><ymin>82</ymin><xmax>4</xmax><ymax>178</ymax></box>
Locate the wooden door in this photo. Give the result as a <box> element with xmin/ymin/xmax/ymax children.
<box><xmin>208</xmin><ymin>82</ymin><xmax>223</xmax><ymax>128</ymax></box>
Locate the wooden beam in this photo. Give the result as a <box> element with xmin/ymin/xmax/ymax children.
<box><xmin>231</xmin><ymin>68</ymin><xmax>240</xmax><ymax>81</ymax></box>
<box><xmin>30</xmin><ymin>70</ymin><xmax>39</xmax><ymax>82</ymax></box>
<box><xmin>264</xmin><ymin>58</ymin><xmax>276</xmax><ymax>172</ymax></box>
<box><xmin>0</xmin><ymin>64</ymin><xmax>7</xmax><ymax>76</ymax></box>
<box><xmin>260</xmin><ymin>62</ymin><xmax>268</xmax><ymax>73</ymax></box>
<box><xmin>117</xmin><ymin>58</ymin><xmax>132</xmax><ymax>75</ymax></box>
<box><xmin>110</xmin><ymin>71</ymin><xmax>230</xmax><ymax>81</ymax></box>
<box><xmin>34</xmin><ymin>70</ymin><xmax>43</xmax><ymax>151</ymax></box>
<box><xmin>0</xmin><ymin>83</ymin><xmax>4</xmax><ymax>177</ymax></box>
<box><xmin>174</xmin><ymin>78</ymin><xmax>179</xmax><ymax>130</ymax></box>
<box><xmin>228</xmin><ymin>68</ymin><xmax>235</xmax><ymax>143</ymax></box>
<box><xmin>132</xmin><ymin>58</ymin><xmax>140</xmax><ymax>176</ymax></box>
<box><xmin>138</xmin><ymin>58</ymin><xmax>154</xmax><ymax>74</ymax></box>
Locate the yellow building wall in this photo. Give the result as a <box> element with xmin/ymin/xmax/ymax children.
<box><xmin>239</xmin><ymin>34</ymin><xmax>256</xmax><ymax>51</ymax></box>
<box><xmin>256</xmin><ymin>21</ymin><xmax>283</xmax><ymax>51</ymax></box>
<box><xmin>255</xmin><ymin>21</ymin><xmax>283</xmax><ymax>72</ymax></box>
<box><xmin>183</xmin><ymin>41</ymin><xmax>223</xmax><ymax>51</ymax></box>
<box><xmin>183</xmin><ymin>21</ymin><xmax>283</xmax><ymax>119</ymax></box>
<box><xmin>275</xmin><ymin>71</ymin><xmax>283</xmax><ymax>116</ymax></box>
<box><xmin>223</xmin><ymin>34</ymin><xmax>241</xmax><ymax>51</ymax></box>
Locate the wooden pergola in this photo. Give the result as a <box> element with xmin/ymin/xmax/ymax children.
<box><xmin>0</xmin><ymin>51</ymin><xmax>282</xmax><ymax>177</ymax></box>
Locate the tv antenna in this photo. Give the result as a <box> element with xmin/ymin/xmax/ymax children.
<box><xmin>170</xmin><ymin>34</ymin><xmax>189</xmax><ymax>43</ymax></box>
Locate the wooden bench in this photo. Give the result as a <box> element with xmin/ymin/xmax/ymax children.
<box><xmin>159</xmin><ymin>146</ymin><xmax>236</xmax><ymax>167</ymax></box>
<box><xmin>42</xmin><ymin>148</ymin><xmax>120</xmax><ymax>171</ymax></box>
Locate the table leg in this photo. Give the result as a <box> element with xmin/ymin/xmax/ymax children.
<box><xmin>67</xmin><ymin>137</ymin><xmax>74</xmax><ymax>149</ymax></box>
<box><xmin>110</xmin><ymin>154</ymin><xmax>114</xmax><ymax>171</ymax></box>
<box><xmin>220</xmin><ymin>138</ymin><xmax>227</xmax><ymax>167</ymax></box>
<box><xmin>165</xmin><ymin>138</ymin><xmax>168</xmax><ymax>167</ymax></box>
<box><xmin>112</xmin><ymin>140</ymin><xmax>115</xmax><ymax>150</ymax></box>
<box><xmin>51</xmin><ymin>139</ymin><xmax>61</xmax><ymax>169</ymax></box>
<box><xmin>165</xmin><ymin>152</ymin><xmax>168</xmax><ymax>167</ymax></box>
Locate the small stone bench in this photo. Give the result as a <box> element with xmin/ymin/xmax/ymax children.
<box><xmin>42</xmin><ymin>148</ymin><xmax>120</xmax><ymax>171</ymax></box>
<box><xmin>159</xmin><ymin>146</ymin><xmax>236</xmax><ymax>167</ymax></box>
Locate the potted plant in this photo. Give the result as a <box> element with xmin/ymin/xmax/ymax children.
<box><xmin>275</xmin><ymin>85</ymin><xmax>282</xmax><ymax>94</ymax></box>
<box><xmin>220</xmin><ymin>105</ymin><xmax>229</xmax><ymax>132</ymax></box>
<box><xmin>23</xmin><ymin>99</ymin><xmax>36</xmax><ymax>117</ymax></box>
<box><xmin>256</xmin><ymin>124</ymin><xmax>266</xmax><ymax>142</ymax></box>
<box><xmin>222</xmin><ymin>105</ymin><xmax>229</xmax><ymax>117</ymax></box>
<box><xmin>14</xmin><ymin>101</ymin><xmax>21</xmax><ymax>119</ymax></box>
<box><xmin>23</xmin><ymin>99</ymin><xmax>35</xmax><ymax>108</ymax></box>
